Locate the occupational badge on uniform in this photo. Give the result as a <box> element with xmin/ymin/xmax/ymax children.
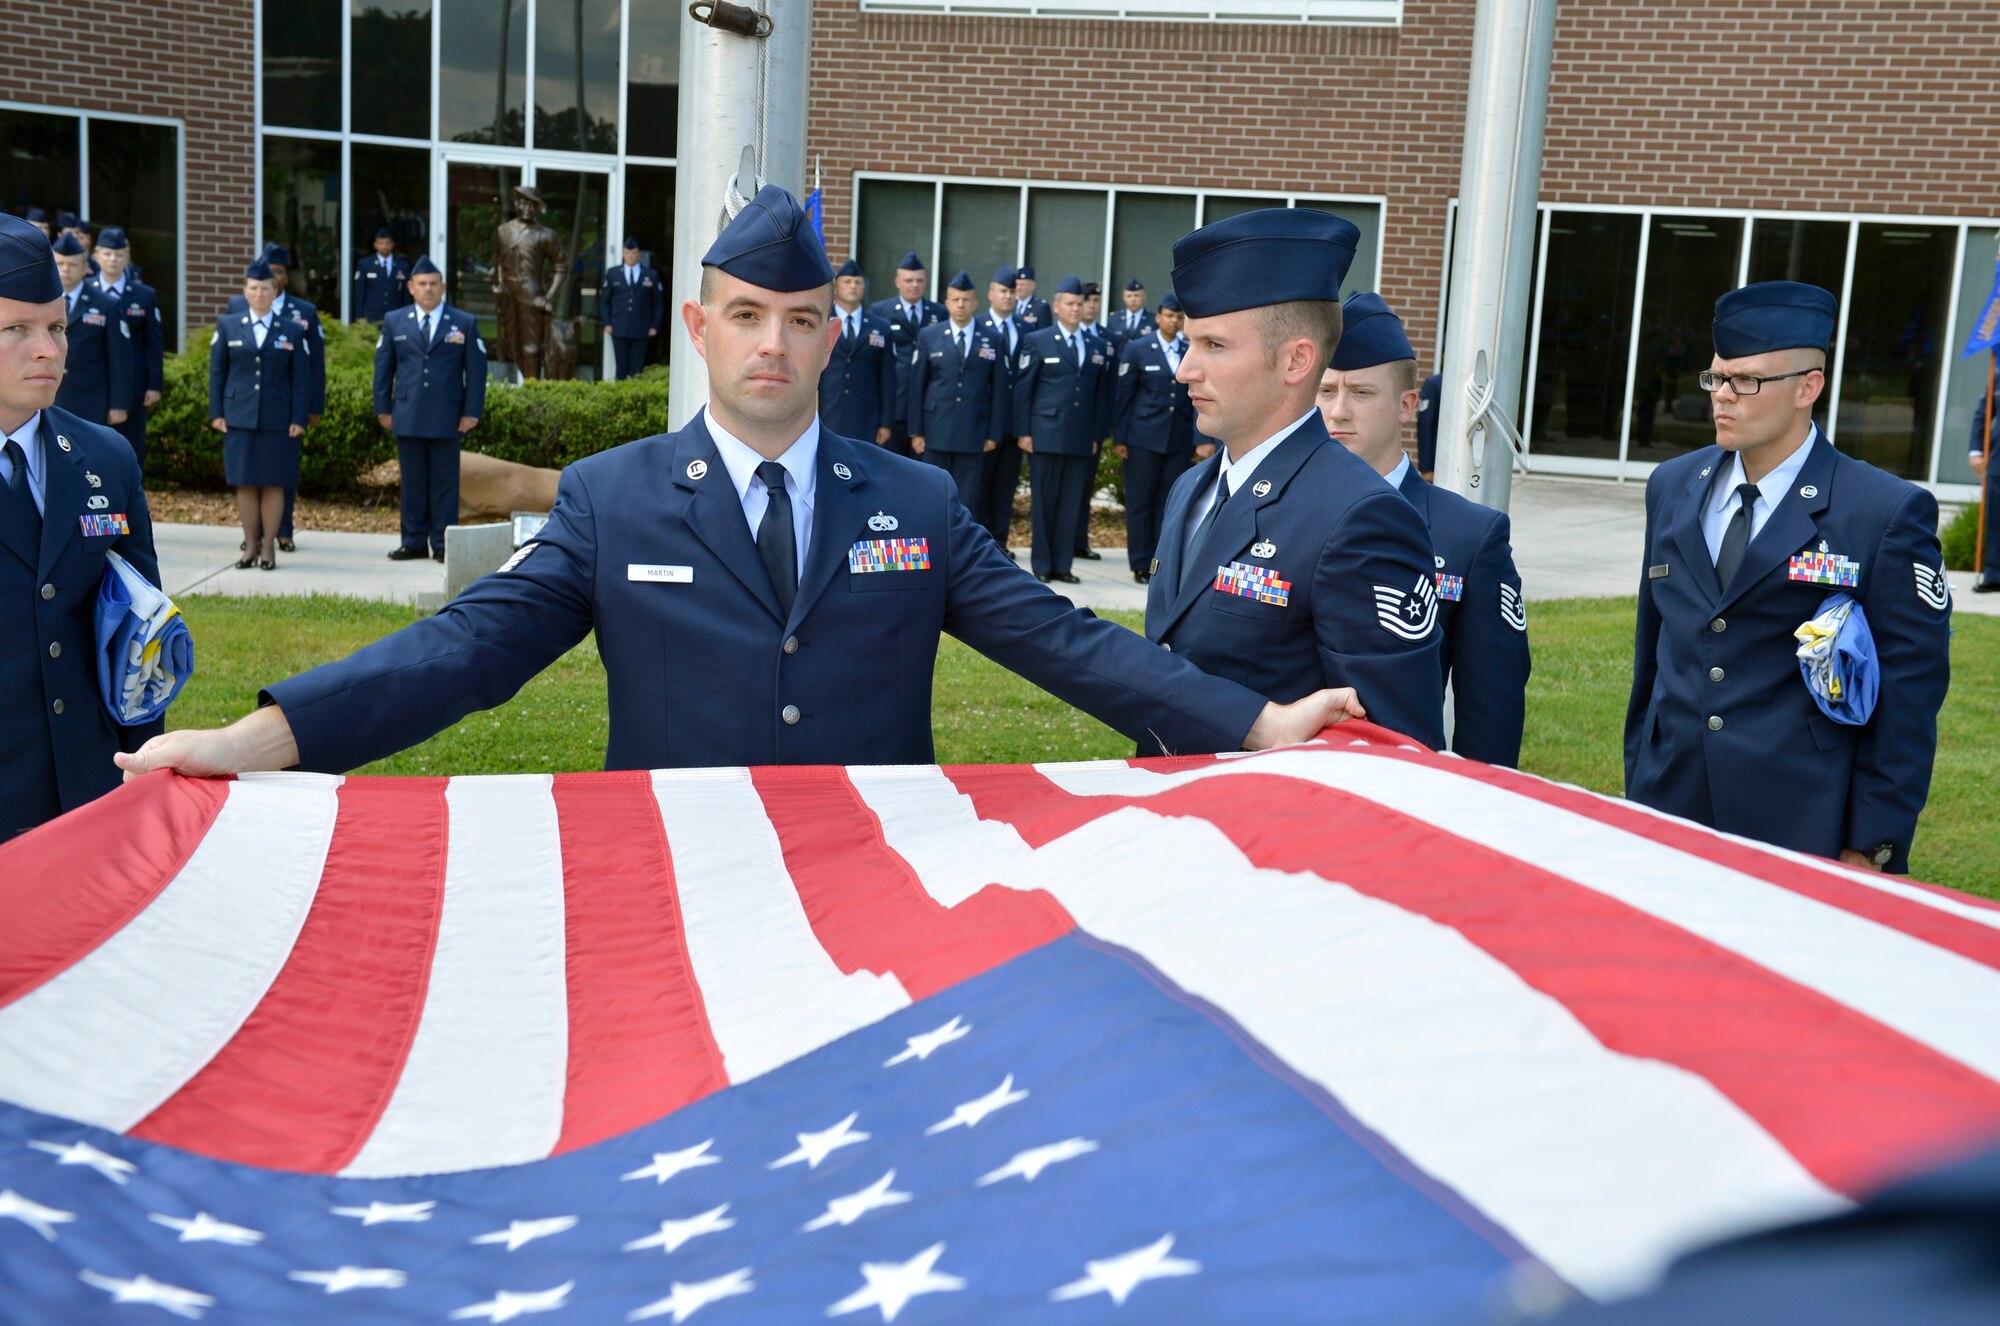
<box><xmin>686</xmin><ymin>459</ymin><xmax>708</xmax><ymax>481</ymax></box>
<box><xmin>1788</xmin><ymin>548</ymin><xmax>1859</xmax><ymax>588</ymax></box>
<box><xmin>848</xmin><ymin>537</ymin><xmax>931</xmax><ymax>573</ymax></box>
<box><xmin>1799</xmin><ymin>484</ymin><xmax>1818</xmax><ymax>499</ymax></box>
<box><xmin>1500</xmin><ymin>582</ymin><xmax>1528</xmax><ymax>632</ymax></box>
<box><xmin>1213</xmin><ymin>561</ymin><xmax>1291</xmax><ymax>607</ymax></box>
<box><xmin>85</xmin><ymin>470</ymin><xmax>102</xmax><ymax>488</ymax></box>
<box><xmin>79</xmin><ymin>513</ymin><xmax>129</xmax><ymax>538</ymax></box>
<box><xmin>867</xmin><ymin>511</ymin><xmax>899</xmax><ymax>532</ymax></box>
<box><xmin>1913</xmin><ymin>561</ymin><xmax>1950</xmax><ymax>611</ymax></box>
<box><xmin>1251</xmin><ymin>539</ymin><xmax>1276</xmax><ymax>559</ymax></box>
<box><xmin>1374</xmin><ymin>574</ymin><xmax>1439</xmax><ymax>640</ymax></box>
<box><xmin>87</xmin><ymin>495</ymin><xmax>108</xmax><ymax>510</ymax></box>
<box><xmin>498</xmin><ymin>543</ymin><xmax>538</xmax><ymax>574</ymax></box>
<box><xmin>1251</xmin><ymin>479</ymin><xmax>1272</xmax><ymax>498</ymax></box>
<box><xmin>1434</xmin><ymin>572</ymin><xmax>1465</xmax><ymax>601</ymax></box>
<box><xmin>832</xmin><ymin>462</ymin><xmax>853</xmax><ymax>481</ymax></box>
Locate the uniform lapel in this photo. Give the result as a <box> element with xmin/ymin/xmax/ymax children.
<box><xmin>36</xmin><ymin>413</ymin><xmax>87</xmax><ymax>575</ymax></box>
<box><xmin>1671</xmin><ymin>447</ymin><xmax>1725</xmax><ymax>605</ymax></box>
<box><xmin>1396</xmin><ymin>464</ymin><xmax>1434</xmax><ymax>530</ymax></box>
<box><xmin>1157</xmin><ymin>419</ymin><xmax>1325</xmax><ymax>637</ymax></box>
<box><xmin>1718</xmin><ymin>431</ymin><xmax>1835</xmax><ymax>609</ymax></box>
<box><xmin>672</xmin><ymin>416</ymin><xmax>783</xmax><ymax>623</ymax></box>
<box><xmin>1147</xmin><ymin>450</ymin><xmax>1216</xmax><ymax>627</ymax></box>
<box><xmin>790</xmin><ymin>433</ymin><xmax>872</xmax><ymax>628</ymax></box>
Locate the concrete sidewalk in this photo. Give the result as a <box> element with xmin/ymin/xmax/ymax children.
<box><xmin>153</xmin><ymin>474</ymin><xmax>1998</xmax><ymax>617</ymax></box>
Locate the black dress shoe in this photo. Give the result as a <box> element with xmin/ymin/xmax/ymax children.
<box><xmin>1134</xmin><ymin>570</ymin><xmax>1151</xmax><ymax>584</ymax></box>
<box><xmin>1975</xmin><ymin>580</ymin><xmax>2000</xmax><ymax>594</ymax></box>
<box><xmin>1077</xmin><ymin>548</ymin><xmax>1102</xmax><ymax>560</ymax></box>
<box><xmin>432</xmin><ymin>549</ymin><xmax>446</xmax><ymax>563</ymax></box>
<box><xmin>277</xmin><ymin>538</ymin><xmax>296</xmax><ymax>553</ymax></box>
<box><xmin>1051</xmin><ymin>571</ymin><xmax>1081</xmax><ymax>584</ymax></box>
<box><xmin>387</xmin><ymin>546</ymin><xmax>429</xmax><ymax>561</ymax></box>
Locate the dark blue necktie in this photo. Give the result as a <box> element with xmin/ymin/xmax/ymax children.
<box><xmin>756</xmin><ymin>461</ymin><xmax>797</xmax><ymax>618</ymax></box>
<box><xmin>3</xmin><ymin>438</ymin><xmax>40</xmax><ymax>541</ymax></box>
<box><xmin>1715</xmin><ymin>482</ymin><xmax>1759</xmax><ymax>587</ymax></box>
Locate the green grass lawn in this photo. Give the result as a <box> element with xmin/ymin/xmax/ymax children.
<box><xmin>169</xmin><ymin>595</ymin><xmax>1998</xmax><ymax>897</ymax></box>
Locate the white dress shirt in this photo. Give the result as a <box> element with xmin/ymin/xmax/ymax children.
<box><xmin>1700</xmin><ymin>426</ymin><xmax>1820</xmax><ymax>561</ymax></box>
<box><xmin>1382</xmin><ymin>452</ymin><xmax>1411</xmax><ymax>491</ymax></box>
<box><xmin>706</xmin><ymin>407</ymin><xmax>819</xmax><ymax>579</ymax></box>
<box><xmin>989</xmin><ymin>311</ymin><xmax>1016</xmax><ymax>354</ymax></box>
<box><xmin>1184</xmin><ymin>408</ymin><xmax>1319</xmax><ymax>551</ymax></box>
<box><xmin>836</xmin><ymin>305</ymin><xmax>862</xmax><ymax>340</ymax></box>
<box><xmin>251</xmin><ymin>314</ymin><xmax>270</xmax><ymax>348</ymax></box>
<box><xmin>0</xmin><ymin>412</ymin><xmax>47</xmax><ymax>515</ymax></box>
<box><xmin>1156</xmin><ymin>330</ymin><xmax>1183</xmax><ymax>374</ymax></box>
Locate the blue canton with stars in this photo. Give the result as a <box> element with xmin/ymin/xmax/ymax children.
<box><xmin>0</xmin><ymin>936</ymin><xmax>1540</xmax><ymax>1324</ymax></box>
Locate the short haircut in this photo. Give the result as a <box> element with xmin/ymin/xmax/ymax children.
<box><xmin>1391</xmin><ymin>358</ymin><xmax>1421</xmax><ymax>393</ymax></box>
<box><xmin>1256</xmin><ymin>300</ymin><xmax>1343</xmax><ymax>368</ymax></box>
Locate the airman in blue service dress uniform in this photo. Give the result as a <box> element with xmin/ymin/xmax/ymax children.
<box><xmin>91</xmin><ymin>228</ymin><xmax>163</xmax><ymax>474</ymax></box>
<box><xmin>1416</xmin><ymin>370</ymin><xmax>1441</xmax><ymax>477</ymax></box>
<box><xmin>978</xmin><ymin>265</ymin><xmax>1028</xmax><ymax>556</ymax></box>
<box><xmin>1014</xmin><ymin>266</ymin><xmax>1051</xmax><ymax>332</ymax></box>
<box><xmin>1969</xmin><ymin>392</ymin><xmax>1998</xmax><ymax>592</ymax></box>
<box><xmin>210</xmin><ymin>257</ymin><xmax>311</xmax><ymax>569</ymax></box>
<box><xmin>821</xmin><ymin>258</ymin><xmax>896</xmax><ymax>446</ymax></box>
<box><xmin>120</xmin><ymin>185</ymin><xmax>1362</xmax><ymax>781</ymax></box>
<box><xmin>227</xmin><ymin>245</ymin><xmax>325</xmax><ymax>552</ymax></box>
<box><xmin>0</xmin><ymin>213</ymin><xmax>165</xmax><ymax>839</ymax></box>
<box><xmin>352</xmin><ymin>228</ymin><xmax>413</xmax><ymax>323</ymax></box>
<box><xmin>1626</xmin><ymin>282</ymin><xmax>1952</xmax><ymax>872</ymax></box>
<box><xmin>1070</xmin><ymin>286</ymin><xmax>1112</xmax><ymax>562</ymax></box>
<box><xmin>1145</xmin><ymin>209</ymin><xmax>1447</xmax><ymax>749</ymax></box>
<box><xmin>1320</xmin><ymin>293</ymin><xmax>1530</xmax><ymax>766</ymax></box>
<box><xmin>1113</xmin><ymin>291</ymin><xmax>1194</xmax><ymax>583</ymax></box>
<box><xmin>50</xmin><ymin>234</ymin><xmax>131</xmax><ymax>429</ymax></box>
<box><xmin>375</xmin><ymin>256</ymin><xmax>487</xmax><ymax>562</ymax></box>
<box><xmin>1107</xmin><ymin>278</ymin><xmax>1156</xmax><ymax>352</ymax></box>
<box><xmin>868</xmin><ymin>252</ymin><xmax>946</xmax><ymax>459</ymax></box>
<box><xmin>600</xmin><ymin>235</ymin><xmax>665</xmax><ymax>381</ymax></box>
<box><xmin>1013</xmin><ymin>275</ymin><xmax>1112</xmax><ymax>584</ymax></box>
<box><xmin>907</xmin><ymin>270</ymin><xmax>1007</xmax><ymax>515</ymax></box>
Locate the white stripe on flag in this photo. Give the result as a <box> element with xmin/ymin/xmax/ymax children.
<box><xmin>856</xmin><ymin>764</ymin><xmax>1839</xmax><ymax>1299</ymax></box>
<box><xmin>651</xmin><ymin>769</ymin><xmax>910</xmax><ymax>1083</ymax></box>
<box><xmin>0</xmin><ymin>774</ymin><xmax>340</xmax><ymax>1131</ymax></box>
<box><xmin>342</xmin><ymin>775</ymin><xmax>569</xmax><ymax>1178</ymax></box>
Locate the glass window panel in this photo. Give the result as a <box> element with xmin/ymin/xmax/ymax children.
<box><xmin>1200</xmin><ymin>193</ymin><xmax>1281</xmax><ymax>226</ymax></box>
<box><xmin>1527</xmin><ymin>210</ymin><xmax>1641</xmax><ymax>460</ymax></box>
<box><xmin>444</xmin><ymin>161</ymin><xmax>520</xmax><ymax>352</ymax></box>
<box><xmin>1110</xmin><ymin>192</ymin><xmax>1194</xmax><ymax>317</ymax></box>
<box><xmin>625</xmin><ymin>0</ymin><xmax>681</xmax><ymax>158</ymax></box>
<box><xmin>1026</xmin><ymin>188</ymin><xmax>1108</xmax><ymax>292</ymax></box>
<box><xmin>260</xmin><ymin>137</ymin><xmax>343</xmax><ymax>315</ymax></box>
<box><xmin>1626</xmin><ymin>215</ymin><xmax>1745</xmax><ymax>466</ymax></box>
<box><xmin>536</xmin><ymin>0</ymin><xmax>620</xmax><ymax>153</ymax></box>
<box><xmin>1835</xmin><ymin>223</ymin><xmax>1955</xmax><ymax>481</ymax></box>
<box><xmin>88</xmin><ymin>120</ymin><xmax>182</xmax><ymax>351</ymax></box>
<box><xmin>856</xmin><ymin>179</ymin><xmax>935</xmax><ymax>307</ymax></box>
<box><xmin>351</xmin><ymin>0</ymin><xmax>434</xmax><ymax>140</ymax></box>
<box><xmin>940</xmin><ymin>185</ymin><xmax>1020</xmax><ymax>310</ymax></box>
<box><xmin>624</xmin><ymin>164</ymin><xmax>675</xmax><ymax>367</ymax></box>
<box><xmin>350</xmin><ymin>142</ymin><xmax>431</xmax><ymax>288</ymax></box>
<box><xmin>439</xmin><ymin>0</ymin><xmax>527</xmax><ymax>146</ymax></box>
<box><xmin>1938</xmin><ymin>228</ymin><xmax>1999</xmax><ymax>486</ymax></box>
<box><xmin>261</xmin><ymin>0</ymin><xmax>342</xmax><ymax>131</ymax></box>
<box><xmin>0</xmin><ymin>110</ymin><xmax>80</xmax><ymax>235</ymax></box>
<box><xmin>1294</xmin><ymin>199</ymin><xmax>1381</xmax><ymax>299</ymax></box>
<box><xmin>534</xmin><ymin>169</ymin><xmax>611</xmax><ymax>378</ymax></box>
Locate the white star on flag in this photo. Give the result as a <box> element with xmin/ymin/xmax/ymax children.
<box><xmin>471</xmin><ymin>1215</ymin><xmax>579</xmax><ymax>1251</ymax></box>
<box><xmin>78</xmin><ymin>1270</ymin><xmax>216</xmax><ymax>1320</ymax></box>
<box><xmin>975</xmin><ymin>1137</ymin><xmax>1099</xmax><ymax>1186</ymax></box>
<box><xmin>826</xmin><ymin>1241</ymin><xmax>967</xmax><ymax>1322</ymax></box>
<box><xmin>28</xmin><ymin>1139</ymin><xmax>136</xmax><ymax>1183</ymax></box>
<box><xmin>625</xmin><ymin>1267</ymin><xmax>756</xmax><ymax>1322</ymax></box>
<box><xmin>288</xmin><ymin>1266</ymin><xmax>411</xmax><ymax>1294</ymax></box>
<box><xmin>148</xmin><ymin>1211</ymin><xmax>266</xmax><ymax>1245</ymax></box>
<box><xmin>882</xmin><ymin>1015</ymin><xmax>970</xmax><ymax>1067</ymax></box>
<box><xmin>924</xmin><ymin>1075</ymin><xmax>1028</xmax><ymax>1135</ymax></box>
<box><xmin>769</xmin><ymin>1112</ymin><xmax>870</xmax><ymax>1169</ymax></box>
<box><xmin>448</xmin><ymin>1280</ymin><xmax>575</xmax><ymax>1321</ymax></box>
<box><xmin>621</xmin><ymin>1203</ymin><xmax>737</xmax><ymax>1254</ymax></box>
<box><xmin>621</xmin><ymin>1139</ymin><xmax>722</xmax><ymax>1185</ymax></box>
<box><xmin>0</xmin><ymin>1189</ymin><xmax>76</xmax><ymax>1241</ymax></box>
<box><xmin>802</xmin><ymin>1170</ymin><xmax>913</xmax><ymax>1232</ymax></box>
<box><xmin>331</xmin><ymin>1199</ymin><xmax>437</xmax><ymax>1225</ymax></box>
<box><xmin>1049</xmin><ymin>1233</ymin><xmax>1202</xmax><ymax>1305</ymax></box>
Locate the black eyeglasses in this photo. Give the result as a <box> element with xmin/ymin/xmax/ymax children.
<box><xmin>1697</xmin><ymin>367</ymin><xmax>1820</xmax><ymax>396</ymax></box>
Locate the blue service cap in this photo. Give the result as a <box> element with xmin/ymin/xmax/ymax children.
<box><xmin>947</xmin><ymin>270</ymin><xmax>974</xmax><ymax>292</ymax></box>
<box><xmin>0</xmin><ymin>213</ymin><xmax>62</xmax><ymax>302</ymax></box>
<box><xmin>1171</xmin><ymin>207</ymin><xmax>1359</xmax><ymax>318</ymax></box>
<box><xmin>51</xmin><ymin>233</ymin><xmax>88</xmax><ymax>257</ymax></box>
<box><xmin>409</xmin><ymin>254</ymin><xmax>441</xmax><ymax>277</ymax></box>
<box><xmin>1714</xmin><ymin>280</ymin><xmax>1837</xmax><ymax>359</ymax></box>
<box><xmin>374</xmin><ymin>226</ymin><xmax>393</xmax><ymax>239</ymax></box>
<box><xmin>95</xmin><ymin>226</ymin><xmax>130</xmax><ymax>251</ymax></box>
<box><xmin>835</xmin><ymin>257</ymin><xmax>863</xmax><ymax>278</ymax></box>
<box><xmin>623</xmin><ymin>234</ymin><xmax>641</xmax><ymax>250</ymax></box>
<box><xmin>56</xmin><ymin>211</ymin><xmax>81</xmax><ymax>230</ymax></box>
<box><xmin>700</xmin><ymin>184</ymin><xmax>834</xmax><ymax>293</ymax></box>
<box><xmin>1795</xmin><ymin>593</ymin><xmax>1879</xmax><ymax>726</ymax></box>
<box><xmin>993</xmin><ymin>263</ymin><xmax>1018</xmax><ymax>287</ymax></box>
<box><xmin>1017</xmin><ymin>265</ymin><xmax>1036</xmax><ymax>281</ymax></box>
<box><xmin>262</xmin><ymin>243</ymin><xmax>293</xmax><ymax>268</ymax></box>
<box><xmin>25</xmin><ymin>208</ymin><xmax>47</xmax><ymax>223</ymax></box>
<box><xmin>897</xmin><ymin>251</ymin><xmax>925</xmax><ymax>272</ymax></box>
<box><xmin>1329</xmin><ymin>292</ymin><xmax>1415</xmax><ymax>371</ymax></box>
<box><xmin>1158</xmin><ymin>292</ymin><xmax>1183</xmax><ymax>313</ymax></box>
<box><xmin>1124</xmin><ymin>278</ymin><xmax>1145</xmax><ymax>292</ymax></box>
<box><xmin>244</xmin><ymin>257</ymin><xmax>275</xmax><ymax>281</ymax></box>
<box><xmin>1054</xmin><ymin>275</ymin><xmax>1084</xmax><ymax>296</ymax></box>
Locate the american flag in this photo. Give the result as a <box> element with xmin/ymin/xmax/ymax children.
<box><xmin>1</xmin><ymin>724</ymin><xmax>1997</xmax><ymax>1323</ymax></box>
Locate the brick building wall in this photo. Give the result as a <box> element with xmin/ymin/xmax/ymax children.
<box><xmin>0</xmin><ymin>1</ymin><xmax>257</xmax><ymax>324</ymax></box>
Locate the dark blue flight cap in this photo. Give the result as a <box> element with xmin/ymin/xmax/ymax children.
<box><xmin>1017</xmin><ymin>265</ymin><xmax>1036</xmax><ymax>281</ymax></box>
<box><xmin>947</xmin><ymin>270</ymin><xmax>975</xmax><ymax>292</ymax></box>
<box><xmin>409</xmin><ymin>255</ymin><xmax>441</xmax><ymax>277</ymax></box>
<box><xmin>1124</xmin><ymin>278</ymin><xmax>1145</xmax><ymax>292</ymax></box>
<box><xmin>1171</xmin><ymin>207</ymin><xmax>1360</xmax><ymax>318</ymax></box>
<box><xmin>95</xmin><ymin>226</ymin><xmax>129</xmax><ymax>250</ymax></box>
<box><xmin>897</xmin><ymin>251</ymin><xmax>925</xmax><ymax>272</ymax></box>
<box><xmin>1714</xmin><ymin>281</ymin><xmax>1838</xmax><ymax>359</ymax></box>
<box><xmin>55</xmin><ymin>211</ymin><xmax>80</xmax><ymax>230</ymax></box>
<box><xmin>699</xmin><ymin>184</ymin><xmax>835</xmax><ymax>293</ymax></box>
<box><xmin>835</xmin><ymin>258</ymin><xmax>864</xmax><ymax>278</ymax></box>
<box><xmin>24</xmin><ymin>208</ymin><xmax>47</xmax><ymax>223</ymax></box>
<box><xmin>0</xmin><ymin>213</ymin><xmax>62</xmax><ymax>303</ymax></box>
<box><xmin>1054</xmin><ymin>275</ymin><xmax>1084</xmax><ymax>296</ymax></box>
<box><xmin>622</xmin><ymin>234</ymin><xmax>641</xmax><ymax>250</ymax></box>
<box><xmin>1158</xmin><ymin>292</ymin><xmax>1183</xmax><ymax>313</ymax></box>
<box><xmin>993</xmin><ymin>263</ymin><xmax>1018</xmax><ymax>287</ymax></box>
<box><xmin>262</xmin><ymin>243</ymin><xmax>294</xmax><ymax>268</ymax></box>
<box><xmin>1329</xmin><ymin>292</ymin><xmax>1415</xmax><ymax>371</ymax></box>
<box><xmin>51</xmin><ymin>233</ymin><xmax>87</xmax><ymax>257</ymax></box>
<box><xmin>374</xmin><ymin>226</ymin><xmax>393</xmax><ymax>239</ymax></box>
<box><xmin>244</xmin><ymin>257</ymin><xmax>275</xmax><ymax>281</ymax></box>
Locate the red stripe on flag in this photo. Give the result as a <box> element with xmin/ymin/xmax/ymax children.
<box><xmin>0</xmin><ymin>772</ymin><xmax>232</xmax><ymax>1010</ymax></box>
<box><xmin>944</xmin><ymin>763</ymin><xmax>2000</xmax><ymax>1194</ymax></box>
<box><xmin>130</xmin><ymin>778</ymin><xmax>451</xmax><ymax>1172</ymax></box>
<box><xmin>749</xmin><ymin>767</ymin><xmax>1074</xmax><ymax>1000</ymax></box>
<box><xmin>551</xmin><ymin>772</ymin><xmax>727</xmax><ymax>1154</ymax></box>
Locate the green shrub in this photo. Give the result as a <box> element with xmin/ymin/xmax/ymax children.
<box><xmin>1942</xmin><ymin>501</ymin><xmax>1983</xmax><ymax>572</ymax></box>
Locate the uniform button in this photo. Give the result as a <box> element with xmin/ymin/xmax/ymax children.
<box><xmin>781</xmin><ymin>704</ymin><xmax>801</xmax><ymax>725</ymax></box>
<box><xmin>1707</xmin><ymin>715</ymin><xmax>1724</xmax><ymax>731</ymax></box>
<box><xmin>41</xmin><ymin>583</ymin><xmax>55</xmax><ymax>600</ymax></box>
<box><xmin>1708</xmin><ymin>667</ymin><xmax>1724</xmax><ymax>682</ymax></box>
<box><xmin>48</xmin><ymin>642</ymin><xmax>61</xmax><ymax>659</ymax></box>
<box><xmin>51</xmin><ymin>699</ymin><xmax>63</xmax><ymax>715</ymax></box>
<box><xmin>783</xmin><ymin>635</ymin><xmax>799</xmax><ymax>655</ymax></box>
<box><xmin>1710</xmin><ymin>618</ymin><xmax>1726</xmax><ymax>632</ymax></box>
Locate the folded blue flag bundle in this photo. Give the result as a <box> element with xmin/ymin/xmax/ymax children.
<box><xmin>1794</xmin><ymin>592</ymin><xmax>1878</xmax><ymax>726</ymax></box>
<box><xmin>93</xmin><ymin>550</ymin><xmax>193</xmax><ymax>725</ymax></box>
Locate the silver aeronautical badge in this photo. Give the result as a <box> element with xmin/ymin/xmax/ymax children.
<box><xmin>868</xmin><ymin>511</ymin><xmax>899</xmax><ymax>532</ymax></box>
<box><xmin>1251</xmin><ymin>540</ymin><xmax>1275</xmax><ymax>559</ymax></box>
<box><xmin>57</xmin><ymin>434</ymin><xmax>72</xmax><ymax>452</ymax></box>
<box><xmin>833</xmin><ymin>462</ymin><xmax>853</xmax><ymax>481</ymax></box>
<box><xmin>1799</xmin><ymin>484</ymin><xmax>1818</xmax><ymax>499</ymax></box>
<box><xmin>1819</xmin><ymin>540</ymin><xmax>1829</xmax><ymax>553</ymax></box>
<box><xmin>685</xmin><ymin>459</ymin><xmax>708</xmax><ymax>481</ymax></box>
<box><xmin>1251</xmin><ymin>479</ymin><xmax>1272</xmax><ymax>498</ymax></box>
<box><xmin>88</xmin><ymin>495</ymin><xmax>108</xmax><ymax>510</ymax></box>
<box><xmin>85</xmin><ymin>470</ymin><xmax>102</xmax><ymax>488</ymax></box>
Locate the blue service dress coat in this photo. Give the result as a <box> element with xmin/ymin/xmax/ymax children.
<box><xmin>1016</xmin><ymin>295</ymin><xmax>1052</xmax><ymax>333</ymax></box>
<box><xmin>262</xmin><ymin>411</ymin><xmax>1272</xmax><ymax>769</ymax></box>
<box><xmin>1112</xmin><ymin>333</ymin><xmax>1195</xmax><ymax>453</ymax></box>
<box><xmin>228</xmin><ymin>292</ymin><xmax>326</xmax><ymax>416</ymax></box>
<box><xmin>101</xmin><ymin>278</ymin><xmax>163</xmax><ymax>466</ymax></box>
<box><xmin>53</xmin><ymin>282</ymin><xmax>133</xmax><ymax>426</ymax></box>
<box><xmin>0</xmin><ymin>409</ymin><xmax>163</xmax><ymax>840</ymax></box>
<box><xmin>1106</xmin><ymin>307</ymin><xmax>1156</xmax><ymax>353</ymax></box>
<box><xmin>598</xmin><ymin>263</ymin><xmax>666</xmax><ymax>337</ymax></box>
<box><xmin>1397</xmin><ymin>466</ymin><xmax>1531</xmax><ymax>767</ymax></box>
<box><xmin>818</xmin><ymin>310</ymin><xmax>898</xmax><ymax>440</ymax></box>
<box><xmin>1146</xmin><ymin>416</ymin><xmax>1447</xmax><ymax>749</ymax></box>
<box><xmin>1624</xmin><ymin>431</ymin><xmax>1952</xmax><ymax>871</ymax></box>
<box><xmin>867</xmin><ymin>297</ymin><xmax>947</xmax><ymax>427</ymax></box>
<box><xmin>1416</xmin><ymin>372</ymin><xmax>1442</xmax><ymax>473</ymax></box>
<box><xmin>208</xmin><ymin>310</ymin><xmax>313</xmax><ymax>487</ymax></box>
<box><xmin>906</xmin><ymin>320</ymin><xmax>1009</xmax><ymax>452</ymax></box>
<box><xmin>1011</xmin><ymin>326</ymin><xmax>1113</xmax><ymax>455</ymax></box>
<box><xmin>373</xmin><ymin>303</ymin><xmax>489</xmax><ymax>437</ymax></box>
<box><xmin>351</xmin><ymin>253</ymin><xmax>413</xmax><ymax>322</ymax></box>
